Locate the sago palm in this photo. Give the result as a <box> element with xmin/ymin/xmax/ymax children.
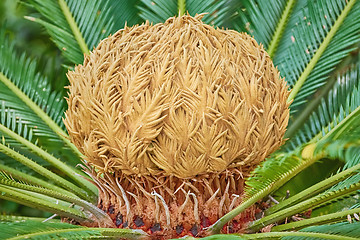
<box><xmin>0</xmin><ymin>0</ymin><xmax>360</xmax><ymax>239</ymax></box>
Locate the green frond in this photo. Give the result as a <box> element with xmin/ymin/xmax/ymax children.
<box><xmin>281</xmin><ymin>222</ymin><xmax>360</xmax><ymax>240</ymax></box>
<box><xmin>265</xmin><ymin>163</ymin><xmax>360</xmax><ymax>215</ymax></box>
<box><xmin>186</xmin><ymin>0</ymin><xmax>229</xmax><ymax>26</ymax></box>
<box><xmin>0</xmin><ymin>215</ymin><xmax>60</xmax><ymax>223</ymax></box>
<box><xmin>199</xmin><ymin>229</ymin><xmax>360</xmax><ymax>240</ymax></box>
<box><xmin>0</xmin><ymin>102</ymin><xmax>33</xmax><ymax>146</ymax></box>
<box><xmin>138</xmin><ymin>0</ymin><xmax>229</xmax><ymax>26</ymax></box>
<box><xmin>0</xmin><ymin>28</ymin><xmax>66</xmax><ymax>139</ymax></box>
<box><xmin>248</xmin><ymin>172</ymin><xmax>360</xmax><ymax>231</ymax></box>
<box><xmin>0</xmin><ymin>220</ymin><xmax>147</xmax><ymax>240</ymax></box>
<box><xmin>104</xmin><ymin>0</ymin><xmax>142</xmax><ymax>29</ymax></box>
<box><xmin>277</xmin><ymin>0</ymin><xmax>359</xmax><ymax>109</ymax></box>
<box><xmin>26</xmin><ymin>0</ymin><xmax>115</xmax><ymax>64</ymax></box>
<box><xmin>234</xmin><ymin>0</ymin><xmax>296</xmax><ymax>57</ymax></box>
<box><xmin>0</xmin><ymin>26</ymin><xmax>81</xmax><ymax>158</ymax></box>
<box><xmin>139</xmin><ymin>0</ymin><xmax>179</xmax><ymax>23</ymax></box>
<box><xmin>285</xmin><ymin>64</ymin><xmax>360</xmax><ymax>151</ymax></box>
<box><xmin>138</xmin><ymin>0</ymin><xmax>177</xmax><ymax>24</ymax></box>
<box><xmin>0</xmin><ymin>105</ymin><xmax>97</xmax><ymax>197</ymax></box>
<box><xmin>0</xmin><ymin>176</ymin><xmax>111</xmax><ymax>225</ymax></box>
<box><xmin>0</xmin><ymin>163</ymin><xmax>72</xmax><ymax>195</ymax></box>
<box><xmin>0</xmin><ymin>185</ymin><xmax>89</xmax><ymax>223</ymax></box>
<box><xmin>272</xmin><ymin>207</ymin><xmax>360</xmax><ymax>231</ymax></box>
<box><xmin>0</xmin><ymin>142</ymin><xmax>89</xmax><ymax>200</ymax></box>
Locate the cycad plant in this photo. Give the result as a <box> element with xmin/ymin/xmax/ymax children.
<box><xmin>0</xmin><ymin>0</ymin><xmax>360</xmax><ymax>239</ymax></box>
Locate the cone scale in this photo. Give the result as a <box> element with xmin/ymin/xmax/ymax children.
<box><xmin>64</xmin><ymin>15</ymin><xmax>290</xmax><ymax>239</ymax></box>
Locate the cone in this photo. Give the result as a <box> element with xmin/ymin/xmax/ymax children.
<box><xmin>64</xmin><ymin>14</ymin><xmax>290</xmax><ymax>239</ymax></box>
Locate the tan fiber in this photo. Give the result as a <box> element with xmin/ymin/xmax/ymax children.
<box><xmin>65</xmin><ymin>14</ymin><xmax>289</xmax><ymax>178</ymax></box>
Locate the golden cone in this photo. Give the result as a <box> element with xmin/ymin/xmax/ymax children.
<box><xmin>65</xmin><ymin>14</ymin><xmax>290</xmax><ymax>239</ymax></box>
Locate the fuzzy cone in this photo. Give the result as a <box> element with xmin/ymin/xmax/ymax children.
<box><xmin>65</xmin><ymin>14</ymin><xmax>290</xmax><ymax>238</ymax></box>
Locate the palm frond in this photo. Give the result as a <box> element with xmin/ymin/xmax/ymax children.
<box><xmin>272</xmin><ymin>207</ymin><xmax>360</xmax><ymax>231</ymax></box>
<box><xmin>0</xmin><ymin>176</ymin><xmax>111</xmax><ymax>224</ymax></box>
<box><xmin>104</xmin><ymin>0</ymin><xmax>142</xmax><ymax>29</ymax></box>
<box><xmin>138</xmin><ymin>0</ymin><xmax>177</xmax><ymax>23</ymax></box>
<box><xmin>0</xmin><ymin>220</ymin><xmax>147</xmax><ymax>240</ymax></box>
<box><xmin>248</xmin><ymin>171</ymin><xmax>360</xmax><ymax>231</ymax></box>
<box><xmin>25</xmin><ymin>0</ymin><xmax>115</xmax><ymax>64</ymax></box>
<box><xmin>265</xmin><ymin>162</ymin><xmax>360</xmax><ymax>215</ymax></box>
<box><xmin>0</xmin><ymin>104</ymin><xmax>97</xmax><ymax>197</ymax></box>
<box><xmin>0</xmin><ymin>163</ymin><xmax>72</xmax><ymax>195</ymax></box>
<box><xmin>0</xmin><ymin>214</ymin><xmax>60</xmax><ymax>223</ymax></box>
<box><xmin>138</xmin><ymin>0</ymin><xmax>229</xmax><ymax>26</ymax></box>
<box><xmin>203</xmin><ymin>227</ymin><xmax>360</xmax><ymax>240</ymax></box>
<box><xmin>281</xmin><ymin>222</ymin><xmax>360</xmax><ymax>240</ymax></box>
<box><xmin>278</xmin><ymin>0</ymin><xmax>360</xmax><ymax>109</ymax></box>
<box><xmin>234</xmin><ymin>0</ymin><xmax>297</xmax><ymax>57</ymax></box>
<box><xmin>285</xmin><ymin>64</ymin><xmax>360</xmax><ymax>151</ymax></box>
<box><xmin>0</xmin><ymin>28</ymin><xmax>66</xmax><ymax>139</ymax></box>
<box><xmin>0</xmin><ymin>142</ymin><xmax>89</xmax><ymax>199</ymax></box>
<box><xmin>0</xmin><ymin>184</ymin><xmax>89</xmax><ymax>222</ymax></box>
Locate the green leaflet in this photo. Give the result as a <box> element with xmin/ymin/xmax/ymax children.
<box><xmin>0</xmin><ymin>220</ymin><xmax>147</xmax><ymax>240</ymax></box>
<box><xmin>138</xmin><ymin>0</ymin><xmax>229</xmax><ymax>26</ymax></box>
<box><xmin>285</xmin><ymin>64</ymin><xmax>360</xmax><ymax>151</ymax></box>
<box><xmin>27</xmin><ymin>0</ymin><xmax>114</xmax><ymax>64</ymax></box>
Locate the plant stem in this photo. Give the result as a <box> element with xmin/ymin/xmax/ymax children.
<box><xmin>0</xmin><ymin>142</ymin><xmax>89</xmax><ymax>200</ymax></box>
<box><xmin>267</xmin><ymin>0</ymin><xmax>296</xmax><ymax>58</ymax></box>
<box><xmin>178</xmin><ymin>0</ymin><xmax>186</xmax><ymax>15</ymax></box>
<box><xmin>248</xmin><ymin>182</ymin><xmax>360</xmax><ymax>232</ymax></box>
<box><xmin>271</xmin><ymin>207</ymin><xmax>360</xmax><ymax>231</ymax></box>
<box><xmin>0</xmin><ymin>72</ymin><xmax>82</xmax><ymax>158</ymax></box>
<box><xmin>58</xmin><ymin>0</ymin><xmax>89</xmax><ymax>55</ymax></box>
<box><xmin>0</xmin><ymin>185</ymin><xmax>88</xmax><ymax>222</ymax></box>
<box><xmin>0</xmin><ymin>123</ymin><xmax>97</xmax><ymax>197</ymax></box>
<box><xmin>241</xmin><ymin>231</ymin><xmax>359</xmax><ymax>240</ymax></box>
<box><xmin>0</xmin><ymin>177</ymin><xmax>113</xmax><ymax>227</ymax></box>
<box><xmin>0</xmin><ymin>163</ymin><xmax>76</xmax><ymax>197</ymax></box>
<box><xmin>266</xmin><ymin>162</ymin><xmax>360</xmax><ymax>215</ymax></box>
<box><xmin>7</xmin><ymin>228</ymin><xmax>148</xmax><ymax>240</ymax></box>
<box><xmin>287</xmin><ymin>0</ymin><xmax>356</xmax><ymax>103</ymax></box>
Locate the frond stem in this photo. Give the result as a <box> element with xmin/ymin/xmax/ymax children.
<box><xmin>178</xmin><ymin>0</ymin><xmax>186</xmax><ymax>15</ymax></box>
<box><xmin>265</xmin><ymin>162</ymin><xmax>360</xmax><ymax>215</ymax></box>
<box><xmin>0</xmin><ymin>177</ymin><xmax>113</xmax><ymax>227</ymax></box>
<box><xmin>0</xmin><ymin>123</ymin><xmax>97</xmax><ymax>197</ymax></box>
<box><xmin>0</xmin><ymin>184</ymin><xmax>88</xmax><ymax>222</ymax></box>
<box><xmin>0</xmin><ymin>163</ymin><xmax>76</xmax><ymax>197</ymax></box>
<box><xmin>271</xmin><ymin>207</ymin><xmax>360</xmax><ymax>231</ymax></box>
<box><xmin>248</xmin><ymin>182</ymin><xmax>360</xmax><ymax>232</ymax></box>
<box><xmin>0</xmin><ymin>141</ymin><xmax>89</xmax><ymax>200</ymax></box>
<box><xmin>7</xmin><ymin>228</ymin><xmax>148</xmax><ymax>240</ymax></box>
<box><xmin>0</xmin><ymin>72</ymin><xmax>83</xmax><ymax>158</ymax></box>
<box><xmin>284</xmin><ymin>72</ymin><xmax>336</xmax><ymax>139</ymax></box>
<box><xmin>267</xmin><ymin>0</ymin><xmax>296</xmax><ymax>58</ymax></box>
<box><xmin>287</xmin><ymin>0</ymin><xmax>356</xmax><ymax>103</ymax></box>
<box><xmin>240</xmin><ymin>231</ymin><xmax>359</xmax><ymax>240</ymax></box>
<box><xmin>58</xmin><ymin>0</ymin><xmax>89</xmax><ymax>55</ymax></box>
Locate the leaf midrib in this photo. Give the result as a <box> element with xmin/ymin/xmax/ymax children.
<box><xmin>287</xmin><ymin>0</ymin><xmax>357</xmax><ymax>103</ymax></box>
<box><xmin>58</xmin><ymin>0</ymin><xmax>89</xmax><ymax>54</ymax></box>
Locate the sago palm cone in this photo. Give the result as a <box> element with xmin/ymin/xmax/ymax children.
<box><xmin>64</xmin><ymin>14</ymin><xmax>290</xmax><ymax>239</ymax></box>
